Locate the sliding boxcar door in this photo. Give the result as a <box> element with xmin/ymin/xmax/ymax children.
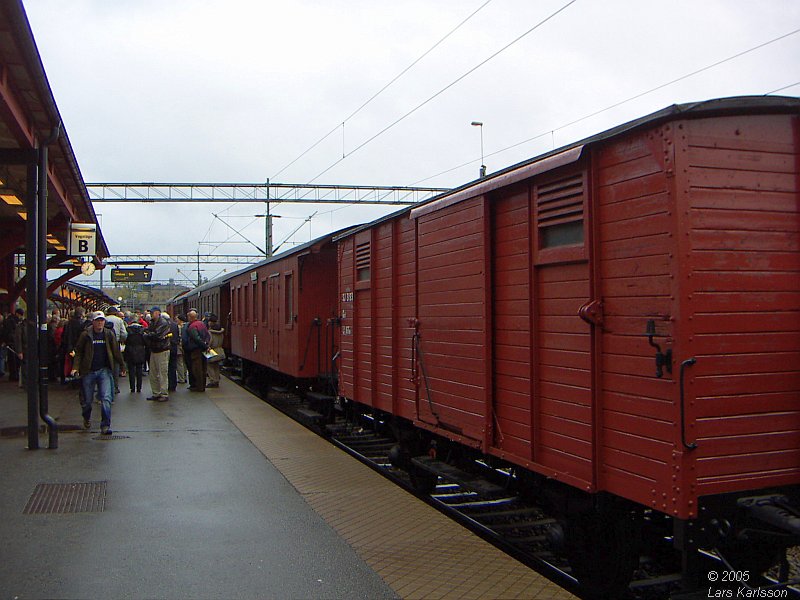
<box><xmin>415</xmin><ymin>197</ymin><xmax>487</xmax><ymax>442</ymax></box>
<box><xmin>491</xmin><ymin>185</ymin><xmax>533</xmax><ymax>458</ymax></box>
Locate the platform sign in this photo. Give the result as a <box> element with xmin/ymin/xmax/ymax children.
<box><xmin>67</xmin><ymin>223</ymin><xmax>97</xmax><ymax>256</ymax></box>
<box><xmin>111</xmin><ymin>268</ymin><xmax>152</xmax><ymax>283</ymax></box>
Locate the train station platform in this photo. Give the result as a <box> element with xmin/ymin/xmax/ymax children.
<box><xmin>0</xmin><ymin>375</ymin><xmax>576</xmax><ymax>600</ymax></box>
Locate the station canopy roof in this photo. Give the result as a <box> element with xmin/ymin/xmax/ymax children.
<box><xmin>0</xmin><ymin>0</ymin><xmax>109</xmax><ymax>308</ymax></box>
<box><xmin>49</xmin><ymin>280</ymin><xmax>117</xmax><ymax>312</ymax></box>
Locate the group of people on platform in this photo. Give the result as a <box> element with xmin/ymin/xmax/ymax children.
<box><xmin>0</xmin><ymin>307</ymin><xmax>26</xmax><ymax>384</ymax></box>
<box><xmin>0</xmin><ymin>304</ymin><xmax>226</xmax><ymax>436</ymax></box>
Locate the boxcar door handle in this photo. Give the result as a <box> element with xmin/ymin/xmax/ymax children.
<box><xmin>680</xmin><ymin>358</ymin><xmax>698</xmax><ymax>451</ymax></box>
<box><xmin>578</xmin><ymin>299</ymin><xmax>603</xmax><ymax>327</ymax></box>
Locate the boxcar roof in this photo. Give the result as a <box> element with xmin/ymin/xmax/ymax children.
<box><xmin>411</xmin><ymin>95</ymin><xmax>799</xmax><ymax>219</ymax></box>
<box><xmin>334</xmin><ymin>95</ymin><xmax>799</xmax><ymax>237</ymax></box>
<box><xmin>183</xmin><ymin>226</ymin><xmax>357</xmax><ymax>299</ymax></box>
<box><xmin>413</xmin><ymin>95</ymin><xmax>800</xmax><ymax>219</ymax></box>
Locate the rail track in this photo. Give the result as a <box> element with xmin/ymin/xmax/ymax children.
<box><xmin>231</xmin><ymin>372</ymin><xmax>799</xmax><ymax>600</ymax></box>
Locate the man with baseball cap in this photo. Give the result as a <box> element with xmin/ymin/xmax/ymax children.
<box><xmin>71</xmin><ymin>310</ymin><xmax>125</xmax><ymax>435</ymax></box>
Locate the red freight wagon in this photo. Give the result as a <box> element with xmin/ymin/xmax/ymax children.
<box><xmin>229</xmin><ymin>233</ymin><xmax>339</xmax><ymax>380</ymax></box>
<box><xmin>337</xmin><ymin>211</ymin><xmax>420</xmax><ymax>420</ymax></box>
<box><xmin>337</xmin><ymin>96</ymin><xmax>800</xmax><ymax>592</ymax></box>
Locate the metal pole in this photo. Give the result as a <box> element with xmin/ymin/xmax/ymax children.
<box><xmin>479</xmin><ymin>125</ymin><xmax>486</xmax><ymax>178</ymax></box>
<box><xmin>38</xmin><ymin>124</ymin><xmax>60</xmax><ymax>449</ymax></box>
<box><xmin>471</xmin><ymin>121</ymin><xmax>486</xmax><ymax>178</ymax></box>
<box><xmin>266</xmin><ymin>178</ymin><xmax>272</xmax><ymax>257</ymax></box>
<box><xmin>25</xmin><ymin>160</ymin><xmax>39</xmax><ymax>450</ymax></box>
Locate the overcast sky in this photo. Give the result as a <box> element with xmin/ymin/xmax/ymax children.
<box><xmin>22</xmin><ymin>0</ymin><xmax>800</xmax><ymax>286</ymax></box>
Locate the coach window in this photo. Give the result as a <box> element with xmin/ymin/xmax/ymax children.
<box><xmin>261</xmin><ymin>279</ymin><xmax>268</xmax><ymax>324</ymax></box>
<box><xmin>251</xmin><ymin>284</ymin><xmax>257</xmax><ymax>323</ymax></box>
<box><xmin>244</xmin><ymin>283</ymin><xmax>248</xmax><ymax>323</ymax></box>
<box><xmin>534</xmin><ymin>170</ymin><xmax>587</xmax><ymax>263</ymax></box>
<box><xmin>285</xmin><ymin>272</ymin><xmax>293</xmax><ymax>328</ymax></box>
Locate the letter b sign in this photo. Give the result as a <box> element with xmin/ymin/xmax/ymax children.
<box><xmin>68</xmin><ymin>223</ymin><xmax>97</xmax><ymax>257</ymax></box>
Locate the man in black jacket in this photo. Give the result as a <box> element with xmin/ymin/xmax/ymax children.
<box><xmin>182</xmin><ymin>309</ymin><xmax>209</xmax><ymax>392</ymax></box>
<box><xmin>72</xmin><ymin>311</ymin><xmax>125</xmax><ymax>435</ymax></box>
<box><xmin>145</xmin><ymin>307</ymin><xmax>172</xmax><ymax>402</ymax></box>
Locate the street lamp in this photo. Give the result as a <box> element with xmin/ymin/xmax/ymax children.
<box><xmin>471</xmin><ymin>121</ymin><xmax>486</xmax><ymax>178</ymax></box>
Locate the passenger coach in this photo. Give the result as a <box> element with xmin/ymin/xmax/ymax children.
<box><xmin>228</xmin><ymin>232</ymin><xmax>343</xmax><ymax>383</ymax></box>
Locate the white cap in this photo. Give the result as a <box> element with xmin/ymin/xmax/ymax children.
<box><xmin>91</xmin><ymin>311</ymin><xmax>106</xmax><ymax>321</ymax></box>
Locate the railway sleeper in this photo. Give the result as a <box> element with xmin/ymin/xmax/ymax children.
<box><xmin>295</xmin><ymin>408</ymin><xmax>325</xmax><ymax>429</ymax></box>
<box><xmin>411</xmin><ymin>456</ymin><xmax>509</xmax><ymax>500</ymax></box>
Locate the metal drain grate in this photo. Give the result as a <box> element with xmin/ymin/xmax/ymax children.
<box><xmin>23</xmin><ymin>481</ymin><xmax>107</xmax><ymax>514</ymax></box>
<box><xmin>92</xmin><ymin>435</ymin><xmax>130</xmax><ymax>441</ymax></box>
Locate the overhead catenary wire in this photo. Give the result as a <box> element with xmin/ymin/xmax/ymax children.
<box><xmin>306</xmin><ymin>0</ymin><xmax>580</xmax><ymax>184</ymax></box>
<box><xmin>199</xmin><ymin>1</ymin><xmax>494</xmax><ymax>254</ymax></box>
<box><xmin>270</xmin><ymin>0</ymin><xmax>495</xmax><ymax>181</ymax></box>
<box><xmin>411</xmin><ymin>26</ymin><xmax>800</xmax><ymax>185</ymax></box>
<box><xmin>212</xmin><ymin>214</ymin><xmax>266</xmax><ymax>255</ymax></box>
<box><xmin>272</xmin><ymin>211</ymin><xmax>318</xmax><ymax>254</ymax></box>
<box><xmin>766</xmin><ymin>80</ymin><xmax>800</xmax><ymax>95</ymax></box>
<box><xmin>202</xmin><ymin>19</ymin><xmax>798</xmax><ymax>261</ymax></box>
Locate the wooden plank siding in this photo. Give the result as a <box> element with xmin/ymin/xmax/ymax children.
<box><xmin>534</xmin><ymin>262</ymin><xmax>592</xmax><ymax>484</ymax></box>
<box><xmin>682</xmin><ymin>114</ymin><xmax>800</xmax><ymax>497</ymax></box>
<box><xmin>334</xmin><ymin>103</ymin><xmax>800</xmax><ymax>522</ymax></box>
<box><xmin>338</xmin><ymin>240</ymin><xmax>355</xmax><ymax>400</ymax></box>
<box><xmin>529</xmin><ymin>169</ymin><xmax>593</xmax><ymax>488</ymax></box>
<box><xmin>595</xmin><ymin>128</ymin><xmax>678</xmax><ymax>510</ymax></box>
<box><xmin>416</xmin><ymin>198</ymin><xmax>487</xmax><ymax>441</ymax></box>
<box><xmin>394</xmin><ymin>217</ymin><xmax>418</xmax><ymax>421</ymax></box>
<box><xmin>354</xmin><ymin>231</ymin><xmax>373</xmax><ymax>406</ymax></box>
<box><xmin>491</xmin><ymin>185</ymin><xmax>532</xmax><ymax>459</ymax></box>
<box><xmin>373</xmin><ymin>223</ymin><xmax>394</xmax><ymax>413</ymax></box>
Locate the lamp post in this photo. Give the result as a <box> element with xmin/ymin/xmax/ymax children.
<box><xmin>471</xmin><ymin>121</ymin><xmax>486</xmax><ymax>178</ymax></box>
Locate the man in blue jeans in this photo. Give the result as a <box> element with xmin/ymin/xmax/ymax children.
<box><xmin>72</xmin><ymin>311</ymin><xmax>125</xmax><ymax>435</ymax></box>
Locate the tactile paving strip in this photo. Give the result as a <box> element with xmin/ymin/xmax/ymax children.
<box><xmin>210</xmin><ymin>383</ymin><xmax>576</xmax><ymax>600</ymax></box>
<box><xmin>23</xmin><ymin>481</ymin><xmax>107</xmax><ymax>514</ymax></box>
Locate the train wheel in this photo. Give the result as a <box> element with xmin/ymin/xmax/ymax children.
<box><xmin>565</xmin><ymin>507</ymin><xmax>640</xmax><ymax>598</ymax></box>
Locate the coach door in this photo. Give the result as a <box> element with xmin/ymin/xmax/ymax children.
<box><xmin>268</xmin><ymin>273</ymin><xmax>281</xmax><ymax>367</ymax></box>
